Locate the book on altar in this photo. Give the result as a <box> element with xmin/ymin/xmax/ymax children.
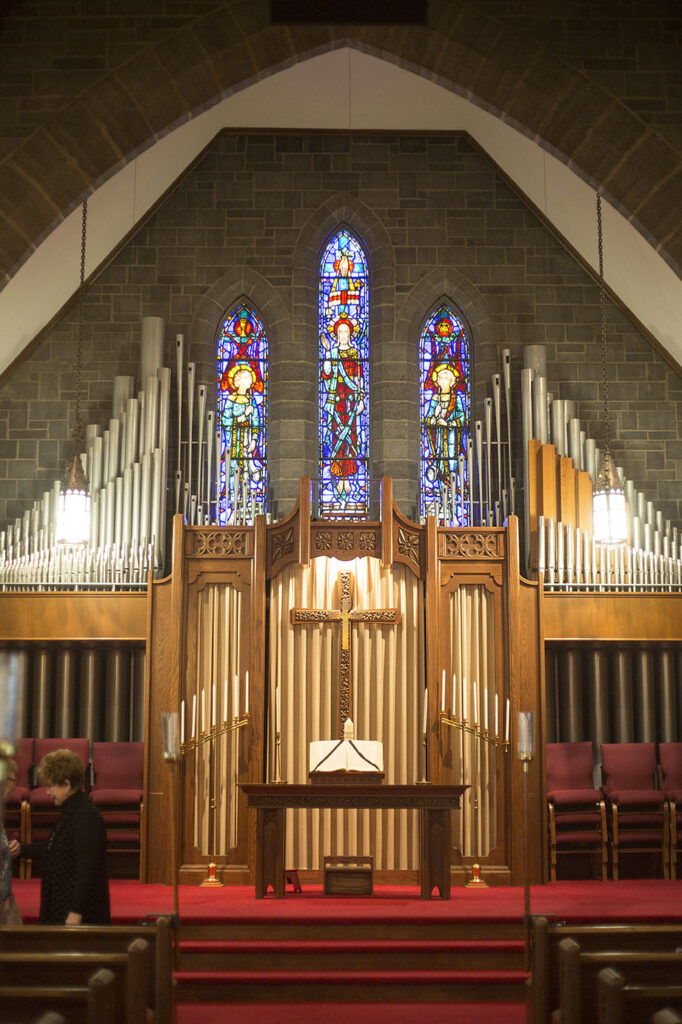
<box><xmin>309</xmin><ymin>718</ymin><xmax>383</xmax><ymax>774</ymax></box>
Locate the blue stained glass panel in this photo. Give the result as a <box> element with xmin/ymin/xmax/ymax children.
<box><xmin>419</xmin><ymin>304</ymin><xmax>471</xmax><ymax>523</ymax></box>
<box><xmin>318</xmin><ymin>230</ymin><xmax>370</xmax><ymax>519</ymax></box>
<box><xmin>216</xmin><ymin>304</ymin><xmax>268</xmax><ymax>523</ymax></box>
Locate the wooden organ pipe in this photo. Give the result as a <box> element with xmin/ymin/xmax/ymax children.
<box><xmin>545</xmin><ymin>647</ymin><xmax>558</xmax><ymax>742</ymax></box>
<box><xmin>32</xmin><ymin>649</ymin><xmax>52</xmax><ymax>737</ymax></box>
<box><xmin>54</xmin><ymin>648</ymin><xmax>77</xmax><ymax>737</ymax></box>
<box><xmin>612</xmin><ymin>649</ymin><xmax>634</xmax><ymax>742</ymax></box>
<box><xmin>559</xmin><ymin>648</ymin><xmax>583</xmax><ymax>741</ymax></box>
<box><xmin>634</xmin><ymin>649</ymin><xmax>656</xmax><ymax>742</ymax></box>
<box><xmin>131</xmin><ymin>647</ymin><xmax>146</xmax><ymax>742</ymax></box>
<box><xmin>79</xmin><ymin>648</ymin><xmax>102</xmax><ymax>740</ymax></box>
<box><xmin>105</xmin><ymin>647</ymin><xmax>130</xmax><ymax>742</ymax></box>
<box><xmin>656</xmin><ymin>648</ymin><xmax>677</xmax><ymax>742</ymax></box>
<box><xmin>586</xmin><ymin>648</ymin><xmax>609</xmax><ymax>748</ymax></box>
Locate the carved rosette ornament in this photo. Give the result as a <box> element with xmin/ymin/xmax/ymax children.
<box><xmin>443</xmin><ymin>532</ymin><xmax>503</xmax><ymax>559</ymax></box>
<box><xmin>359</xmin><ymin>531</ymin><xmax>377</xmax><ymax>551</ymax></box>
<box><xmin>397</xmin><ymin>527</ymin><xmax>420</xmax><ymax>563</ymax></box>
<box><xmin>193</xmin><ymin>530</ymin><xmax>248</xmax><ymax>557</ymax></box>
<box><xmin>337</xmin><ymin>531</ymin><xmax>354</xmax><ymax>551</ymax></box>
<box><xmin>315</xmin><ymin>531</ymin><xmax>333</xmax><ymax>551</ymax></box>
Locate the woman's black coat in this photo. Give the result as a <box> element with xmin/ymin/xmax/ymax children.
<box><xmin>23</xmin><ymin>789</ymin><xmax>110</xmax><ymax>925</ymax></box>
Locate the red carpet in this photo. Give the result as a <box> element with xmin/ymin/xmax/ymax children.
<box><xmin>11</xmin><ymin>878</ymin><xmax>682</xmax><ymax>924</ymax></box>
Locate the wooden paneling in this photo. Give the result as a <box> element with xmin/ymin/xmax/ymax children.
<box><xmin>0</xmin><ymin>592</ymin><xmax>147</xmax><ymax>642</ymax></box>
<box><xmin>543</xmin><ymin>593</ymin><xmax>682</xmax><ymax>641</ymax></box>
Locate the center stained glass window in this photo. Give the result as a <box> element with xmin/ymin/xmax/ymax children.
<box><xmin>318</xmin><ymin>230</ymin><xmax>369</xmax><ymax>519</ymax></box>
<box><xmin>419</xmin><ymin>303</ymin><xmax>471</xmax><ymax>523</ymax></box>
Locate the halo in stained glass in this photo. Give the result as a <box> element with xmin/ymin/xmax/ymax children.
<box><xmin>419</xmin><ymin>303</ymin><xmax>471</xmax><ymax>522</ymax></box>
<box><xmin>216</xmin><ymin>303</ymin><xmax>268</xmax><ymax>523</ymax></box>
<box><xmin>318</xmin><ymin>229</ymin><xmax>370</xmax><ymax>519</ymax></box>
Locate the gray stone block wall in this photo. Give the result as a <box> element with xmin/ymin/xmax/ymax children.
<box><xmin>1</xmin><ymin>130</ymin><xmax>680</xmax><ymax>534</ymax></box>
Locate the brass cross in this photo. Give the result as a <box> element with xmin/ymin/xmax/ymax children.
<box><xmin>291</xmin><ymin>570</ymin><xmax>401</xmax><ymax>737</ymax></box>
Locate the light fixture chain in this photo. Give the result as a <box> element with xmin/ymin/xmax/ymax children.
<box><xmin>596</xmin><ymin>193</ymin><xmax>610</xmax><ymax>457</ymax></box>
<box><xmin>75</xmin><ymin>198</ymin><xmax>87</xmax><ymax>449</ymax></box>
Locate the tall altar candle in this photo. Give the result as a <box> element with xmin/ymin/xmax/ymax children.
<box><xmin>180</xmin><ymin>700</ymin><xmax>185</xmax><ymax>744</ymax></box>
<box><xmin>245</xmin><ymin>670</ymin><xmax>249</xmax><ymax>713</ymax></box>
<box><xmin>462</xmin><ymin>678</ymin><xmax>468</xmax><ymax>721</ymax></box>
<box><xmin>191</xmin><ymin>694</ymin><xmax>196</xmax><ymax>738</ymax></box>
<box><xmin>483</xmin><ymin>687</ymin><xmax>488</xmax><ymax>731</ymax></box>
<box><xmin>223</xmin><ymin>681</ymin><xmax>228</xmax><ymax>724</ymax></box>
<box><xmin>211</xmin><ymin>684</ymin><xmax>216</xmax><ymax>727</ymax></box>
<box><xmin>473</xmin><ymin>682</ymin><xmax>478</xmax><ymax>725</ymax></box>
<box><xmin>494</xmin><ymin>693</ymin><xmax>499</xmax><ymax>737</ymax></box>
<box><xmin>275</xmin><ymin>684</ymin><xmax>281</xmax><ymax>732</ymax></box>
<box><xmin>504</xmin><ymin>698</ymin><xmax>510</xmax><ymax>742</ymax></box>
<box><xmin>452</xmin><ymin>674</ymin><xmax>457</xmax><ymax>719</ymax></box>
<box><xmin>201</xmin><ymin>689</ymin><xmax>206</xmax><ymax>733</ymax></box>
<box><xmin>233</xmin><ymin>674</ymin><xmax>239</xmax><ymax>720</ymax></box>
<box><xmin>441</xmin><ymin>669</ymin><xmax>446</xmax><ymax>711</ymax></box>
<box><xmin>422</xmin><ymin>687</ymin><xmax>428</xmax><ymax>735</ymax></box>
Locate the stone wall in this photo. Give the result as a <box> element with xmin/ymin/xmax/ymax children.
<box><xmin>1</xmin><ymin>130</ymin><xmax>680</xmax><ymax>533</ymax></box>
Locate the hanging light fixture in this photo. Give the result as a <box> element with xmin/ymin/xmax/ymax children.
<box><xmin>56</xmin><ymin>200</ymin><xmax>90</xmax><ymax>545</ymax></box>
<box><xmin>592</xmin><ymin>193</ymin><xmax>627</xmax><ymax>545</ymax></box>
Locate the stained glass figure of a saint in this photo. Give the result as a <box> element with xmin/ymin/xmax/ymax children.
<box><xmin>419</xmin><ymin>304</ymin><xmax>471</xmax><ymax>522</ymax></box>
<box><xmin>216</xmin><ymin>304</ymin><xmax>268</xmax><ymax>523</ymax></box>
<box><xmin>318</xmin><ymin>230</ymin><xmax>369</xmax><ymax>519</ymax></box>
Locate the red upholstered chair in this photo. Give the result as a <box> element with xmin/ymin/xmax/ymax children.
<box><xmin>3</xmin><ymin>737</ymin><xmax>33</xmax><ymax>878</ymax></box>
<box><xmin>90</xmin><ymin>741</ymin><xmax>144</xmax><ymax>865</ymax></box>
<box><xmin>600</xmin><ymin>742</ymin><xmax>669</xmax><ymax>881</ymax></box>
<box><xmin>658</xmin><ymin>742</ymin><xmax>682</xmax><ymax>880</ymax></box>
<box><xmin>545</xmin><ymin>741</ymin><xmax>607</xmax><ymax>881</ymax></box>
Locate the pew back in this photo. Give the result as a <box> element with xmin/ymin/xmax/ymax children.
<box><xmin>0</xmin><ymin>965</ymin><xmax>116</xmax><ymax>1024</ymax></box>
<box><xmin>598</xmin><ymin>966</ymin><xmax>682</xmax><ymax>1024</ymax></box>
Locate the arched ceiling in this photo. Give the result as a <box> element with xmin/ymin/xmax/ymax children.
<box><xmin>0</xmin><ymin>1</ymin><xmax>680</xmax><ymax>374</ymax></box>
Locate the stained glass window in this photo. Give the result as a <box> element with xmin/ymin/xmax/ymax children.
<box><xmin>419</xmin><ymin>304</ymin><xmax>471</xmax><ymax>523</ymax></box>
<box><xmin>318</xmin><ymin>230</ymin><xmax>369</xmax><ymax>519</ymax></box>
<box><xmin>217</xmin><ymin>303</ymin><xmax>268</xmax><ymax>524</ymax></box>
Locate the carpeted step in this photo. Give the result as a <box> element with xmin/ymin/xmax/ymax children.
<box><xmin>177</xmin><ymin>1001</ymin><xmax>528</xmax><ymax>1023</ymax></box>
<box><xmin>173</xmin><ymin>967</ymin><xmax>530</xmax><ymax>1003</ymax></box>
<box><xmin>176</xmin><ymin>937</ymin><xmax>525</xmax><ymax>970</ymax></box>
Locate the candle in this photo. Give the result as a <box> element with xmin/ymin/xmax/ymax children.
<box><xmin>211</xmin><ymin>684</ymin><xmax>216</xmax><ymax>727</ymax></box>
<box><xmin>483</xmin><ymin>687</ymin><xmax>488</xmax><ymax>731</ymax></box>
<box><xmin>452</xmin><ymin>674</ymin><xmax>457</xmax><ymax>719</ymax></box>
<box><xmin>275</xmin><ymin>684</ymin><xmax>281</xmax><ymax>731</ymax></box>
<box><xmin>462</xmin><ymin>678</ymin><xmax>468</xmax><ymax>721</ymax></box>
<box><xmin>223</xmin><ymin>680</ymin><xmax>228</xmax><ymax>724</ymax></box>
<box><xmin>473</xmin><ymin>682</ymin><xmax>478</xmax><ymax>725</ymax></box>
<box><xmin>201</xmin><ymin>689</ymin><xmax>205</xmax><ymax>733</ymax></box>
<box><xmin>233</xmin><ymin>674</ymin><xmax>239</xmax><ymax>720</ymax></box>
<box><xmin>422</xmin><ymin>688</ymin><xmax>428</xmax><ymax>735</ymax></box>
<box><xmin>441</xmin><ymin>669</ymin><xmax>446</xmax><ymax>711</ymax></box>
<box><xmin>180</xmin><ymin>699</ymin><xmax>185</xmax><ymax>744</ymax></box>
<box><xmin>191</xmin><ymin>694</ymin><xmax>196</xmax><ymax>738</ymax></box>
<box><xmin>505</xmin><ymin>698</ymin><xmax>510</xmax><ymax>742</ymax></box>
<box><xmin>245</xmin><ymin>670</ymin><xmax>249</xmax><ymax>713</ymax></box>
<box><xmin>494</xmin><ymin>693</ymin><xmax>499</xmax><ymax>737</ymax></box>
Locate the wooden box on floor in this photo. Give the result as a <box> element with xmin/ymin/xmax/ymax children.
<box><xmin>323</xmin><ymin>855</ymin><xmax>374</xmax><ymax>895</ymax></box>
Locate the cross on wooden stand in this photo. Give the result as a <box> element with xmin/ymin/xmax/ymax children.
<box><xmin>290</xmin><ymin>570</ymin><xmax>401</xmax><ymax>737</ymax></box>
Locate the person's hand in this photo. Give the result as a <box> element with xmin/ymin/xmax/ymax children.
<box><xmin>8</xmin><ymin>840</ymin><xmax>20</xmax><ymax>858</ymax></box>
<box><xmin>65</xmin><ymin>911</ymin><xmax>83</xmax><ymax>926</ymax></box>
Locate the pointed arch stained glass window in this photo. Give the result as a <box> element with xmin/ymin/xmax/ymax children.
<box><xmin>217</xmin><ymin>303</ymin><xmax>268</xmax><ymax>524</ymax></box>
<box><xmin>419</xmin><ymin>304</ymin><xmax>471</xmax><ymax>523</ymax></box>
<box><xmin>318</xmin><ymin>229</ymin><xmax>369</xmax><ymax>519</ymax></box>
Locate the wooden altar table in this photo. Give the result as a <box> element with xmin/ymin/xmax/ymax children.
<box><xmin>241</xmin><ymin>783</ymin><xmax>468</xmax><ymax>900</ymax></box>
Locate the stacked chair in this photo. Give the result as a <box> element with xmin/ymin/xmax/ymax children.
<box><xmin>600</xmin><ymin>742</ymin><xmax>669</xmax><ymax>880</ymax></box>
<box><xmin>4</xmin><ymin>738</ymin><xmax>144</xmax><ymax>879</ymax></box>
<box><xmin>658</xmin><ymin>742</ymin><xmax>682</xmax><ymax>880</ymax></box>
<box><xmin>546</xmin><ymin>741</ymin><xmax>608</xmax><ymax>881</ymax></box>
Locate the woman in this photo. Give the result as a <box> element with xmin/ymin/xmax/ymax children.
<box><xmin>1</xmin><ymin>757</ymin><xmax>22</xmax><ymax>924</ymax></box>
<box><xmin>17</xmin><ymin>748</ymin><xmax>110</xmax><ymax>925</ymax></box>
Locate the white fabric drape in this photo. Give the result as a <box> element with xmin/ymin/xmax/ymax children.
<box><xmin>268</xmin><ymin>557</ymin><xmax>424</xmax><ymax>870</ymax></box>
<box><xmin>191</xmin><ymin>582</ymin><xmax>244</xmax><ymax>856</ymax></box>
<box><xmin>448</xmin><ymin>584</ymin><xmax>497</xmax><ymax>857</ymax></box>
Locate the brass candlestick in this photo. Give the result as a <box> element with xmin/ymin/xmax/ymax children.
<box><xmin>274</xmin><ymin>730</ymin><xmax>285</xmax><ymax>783</ymax></box>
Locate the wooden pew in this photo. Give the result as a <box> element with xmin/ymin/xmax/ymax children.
<box><xmin>0</xmin><ymin>936</ymin><xmax>149</xmax><ymax>1024</ymax></box>
<box><xmin>530</xmin><ymin>916</ymin><xmax>682</xmax><ymax>1024</ymax></box>
<box><xmin>33</xmin><ymin>1015</ymin><xmax>67</xmax><ymax>1024</ymax></box>
<box><xmin>558</xmin><ymin>937</ymin><xmax>682</xmax><ymax>1024</ymax></box>
<box><xmin>597</xmin><ymin>966</ymin><xmax>682</xmax><ymax>1024</ymax></box>
<box><xmin>0</xmin><ymin>915</ymin><xmax>174</xmax><ymax>1024</ymax></box>
<box><xmin>651</xmin><ymin>1011</ymin><xmax>682</xmax><ymax>1024</ymax></box>
<box><xmin>0</xmin><ymin>965</ymin><xmax>116</xmax><ymax>1024</ymax></box>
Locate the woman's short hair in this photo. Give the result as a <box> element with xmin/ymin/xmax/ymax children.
<box><xmin>37</xmin><ymin>749</ymin><xmax>86</xmax><ymax>791</ymax></box>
